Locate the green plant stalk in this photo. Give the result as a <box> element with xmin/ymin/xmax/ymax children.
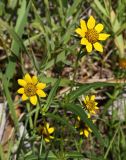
<box><xmin>104</xmin><ymin>125</ymin><xmax>120</xmax><ymax>159</ymax></box>
<box><xmin>0</xmin><ymin>144</ymin><xmax>4</xmax><ymax>160</ymax></box>
<box><xmin>73</xmin><ymin>57</ymin><xmax>79</xmax><ymax>84</ymax></box>
<box><xmin>70</xmin><ymin>47</ymin><xmax>84</xmax><ymax>93</ymax></box>
<box><xmin>26</xmin><ymin>103</ymin><xmax>33</xmax><ymax>129</ymax></box>
<box><xmin>34</xmin><ymin>100</ymin><xmax>40</xmax><ymax>128</ymax></box>
<box><xmin>43</xmin><ymin>79</ymin><xmax>60</xmax><ymax>113</ymax></box>
<box><xmin>39</xmin><ymin>136</ymin><xmax>43</xmax><ymax>157</ymax></box>
<box><xmin>69</xmin><ymin>52</ymin><xmax>79</xmax><ymax>98</ymax></box>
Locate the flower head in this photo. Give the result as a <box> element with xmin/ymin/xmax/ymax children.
<box><xmin>17</xmin><ymin>73</ymin><xmax>46</xmax><ymax>105</ymax></box>
<box><xmin>75</xmin><ymin>116</ymin><xmax>92</xmax><ymax>138</ymax></box>
<box><xmin>84</xmin><ymin>95</ymin><xmax>98</xmax><ymax>115</ymax></box>
<box><xmin>38</xmin><ymin>122</ymin><xmax>55</xmax><ymax>143</ymax></box>
<box><xmin>75</xmin><ymin>16</ymin><xmax>110</xmax><ymax>53</ymax></box>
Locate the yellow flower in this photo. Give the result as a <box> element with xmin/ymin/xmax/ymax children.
<box><xmin>17</xmin><ymin>73</ymin><xmax>46</xmax><ymax>105</ymax></box>
<box><xmin>38</xmin><ymin>122</ymin><xmax>55</xmax><ymax>143</ymax></box>
<box><xmin>75</xmin><ymin>116</ymin><xmax>92</xmax><ymax>138</ymax></box>
<box><xmin>84</xmin><ymin>95</ymin><xmax>98</xmax><ymax>115</ymax></box>
<box><xmin>75</xmin><ymin>16</ymin><xmax>110</xmax><ymax>53</ymax></box>
<box><xmin>79</xmin><ymin>126</ymin><xmax>92</xmax><ymax>138</ymax></box>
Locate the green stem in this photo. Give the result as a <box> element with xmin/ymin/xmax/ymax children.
<box><xmin>104</xmin><ymin>125</ymin><xmax>120</xmax><ymax>159</ymax></box>
<box><xmin>26</xmin><ymin>103</ymin><xmax>33</xmax><ymax>129</ymax></box>
<box><xmin>34</xmin><ymin>99</ymin><xmax>40</xmax><ymax>128</ymax></box>
<box><xmin>70</xmin><ymin>48</ymin><xmax>83</xmax><ymax>93</ymax></box>
<box><xmin>70</xmin><ymin>54</ymin><xmax>79</xmax><ymax>92</ymax></box>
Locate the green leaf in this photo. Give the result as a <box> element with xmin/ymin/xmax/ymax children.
<box><xmin>93</xmin><ymin>0</ymin><xmax>108</xmax><ymax>17</ymax></box>
<box><xmin>43</xmin><ymin>79</ymin><xmax>61</xmax><ymax>112</ymax></box>
<box><xmin>25</xmin><ymin>151</ymin><xmax>57</xmax><ymax>160</ymax></box>
<box><xmin>69</xmin><ymin>82</ymin><xmax>115</xmax><ymax>101</ymax></box>
<box><xmin>42</xmin><ymin>51</ymin><xmax>67</xmax><ymax>70</ymax></box>
<box><xmin>2</xmin><ymin>75</ymin><xmax>18</xmax><ymax>130</ymax></box>
<box><xmin>0</xmin><ymin>19</ymin><xmax>27</xmax><ymax>52</ymax></box>
<box><xmin>5</xmin><ymin>0</ymin><xmax>31</xmax><ymax>81</ymax></box>
<box><xmin>66</xmin><ymin>0</ymin><xmax>82</xmax><ymax>17</ymax></box>
<box><xmin>65</xmin><ymin>152</ymin><xmax>84</xmax><ymax>159</ymax></box>
<box><xmin>115</xmin><ymin>23</ymin><xmax>126</xmax><ymax>36</ymax></box>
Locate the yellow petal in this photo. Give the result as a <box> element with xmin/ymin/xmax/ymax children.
<box><xmin>93</xmin><ymin>42</ymin><xmax>103</xmax><ymax>52</ymax></box>
<box><xmin>30</xmin><ymin>95</ymin><xmax>37</xmax><ymax>105</ymax></box>
<box><xmin>87</xmin><ymin>16</ymin><xmax>95</xmax><ymax>29</ymax></box>
<box><xmin>32</xmin><ymin>76</ymin><xmax>38</xmax><ymax>85</ymax></box>
<box><xmin>45</xmin><ymin>138</ymin><xmax>50</xmax><ymax>143</ymax></box>
<box><xmin>43</xmin><ymin>128</ymin><xmax>48</xmax><ymax>135</ymax></box>
<box><xmin>36</xmin><ymin>89</ymin><xmax>46</xmax><ymax>97</ymax></box>
<box><xmin>85</xmin><ymin>96</ymin><xmax>89</xmax><ymax>102</ymax></box>
<box><xmin>48</xmin><ymin>127</ymin><xmax>54</xmax><ymax>134</ymax></box>
<box><xmin>77</xmin><ymin>116</ymin><xmax>80</xmax><ymax>121</ymax></box>
<box><xmin>84</xmin><ymin>129</ymin><xmax>89</xmax><ymax>137</ymax></box>
<box><xmin>99</xmin><ymin>33</ymin><xmax>110</xmax><ymax>40</ymax></box>
<box><xmin>75</xmin><ymin>28</ymin><xmax>85</xmax><ymax>37</ymax></box>
<box><xmin>18</xmin><ymin>79</ymin><xmax>27</xmax><ymax>87</ymax></box>
<box><xmin>24</xmin><ymin>73</ymin><xmax>32</xmax><ymax>83</ymax></box>
<box><xmin>17</xmin><ymin>88</ymin><xmax>24</xmax><ymax>94</ymax></box>
<box><xmin>95</xmin><ymin>106</ymin><xmax>99</xmax><ymax>110</ymax></box>
<box><xmin>92</xmin><ymin>120</ymin><xmax>96</xmax><ymax>124</ymax></box>
<box><xmin>75</xmin><ymin>28</ymin><xmax>82</xmax><ymax>35</ymax></box>
<box><xmin>50</xmin><ymin>136</ymin><xmax>54</xmax><ymax>139</ymax></box>
<box><xmin>84</xmin><ymin>98</ymin><xmax>86</xmax><ymax>104</ymax></box>
<box><xmin>86</xmin><ymin>43</ymin><xmax>92</xmax><ymax>53</ymax></box>
<box><xmin>95</xmin><ymin>23</ymin><xmax>104</xmax><ymax>33</ymax></box>
<box><xmin>95</xmin><ymin>102</ymin><xmax>98</xmax><ymax>105</ymax></box>
<box><xmin>80</xmin><ymin>38</ymin><xmax>88</xmax><ymax>45</ymax></box>
<box><xmin>87</xmin><ymin>114</ymin><xmax>91</xmax><ymax>118</ymax></box>
<box><xmin>90</xmin><ymin>95</ymin><xmax>95</xmax><ymax>101</ymax></box>
<box><xmin>22</xmin><ymin>94</ymin><xmax>28</xmax><ymax>101</ymax></box>
<box><xmin>46</xmin><ymin>123</ymin><xmax>49</xmax><ymax>129</ymax></box>
<box><xmin>80</xmin><ymin>19</ymin><xmax>87</xmax><ymax>32</ymax></box>
<box><xmin>36</xmin><ymin>83</ymin><xmax>46</xmax><ymax>90</ymax></box>
<box><xmin>80</xmin><ymin>130</ymin><xmax>83</xmax><ymax>135</ymax></box>
<box><xmin>88</xmin><ymin>127</ymin><xmax>92</xmax><ymax>132</ymax></box>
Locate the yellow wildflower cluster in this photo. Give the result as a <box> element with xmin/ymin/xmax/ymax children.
<box><xmin>17</xmin><ymin>16</ymin><xmax>106</xmax><ymax>142</ymax></box>
<box><xmin>76</xmin><ymin>95</ymin><xmax>98</xmax><ymax>138</ymax></box>
<box><xmin>75</xmin><ymin>116</ymin><xmax>92</xmax><ymax>138</ymax></box>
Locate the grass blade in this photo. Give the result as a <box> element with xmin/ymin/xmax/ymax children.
<box><xmin>69</xmin><ymin>82</ymin><xmax>115</xmax><ymax>101</ymax></box>
<box><xmin>5</xmin><ymin>0</ymin><xmax>31</xmax><ymax>81</ymax></box>
<box><xmin>2</xmin><ymin>75</ymin><xmax>18</xmax><ymax>130</ymax></box>
<box><xmin>43</xmin><ymin>79</ymin><xmax>61</xmax><ymax>112</ymax></box>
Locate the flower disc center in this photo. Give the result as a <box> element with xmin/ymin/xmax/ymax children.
<box><xmin>85</xmin><ymin>29</ymin><xmax>99</xmax><ymax>44</ymax></box>
<box><xmin>86</xmin><ymin>101</ymin><xmax>95</xmax><ymax>111</ymax></box>
<box><xmin>24</xmin><ymin>83</ymin><xmax>36</xmax><ymax>97</ymax></box>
